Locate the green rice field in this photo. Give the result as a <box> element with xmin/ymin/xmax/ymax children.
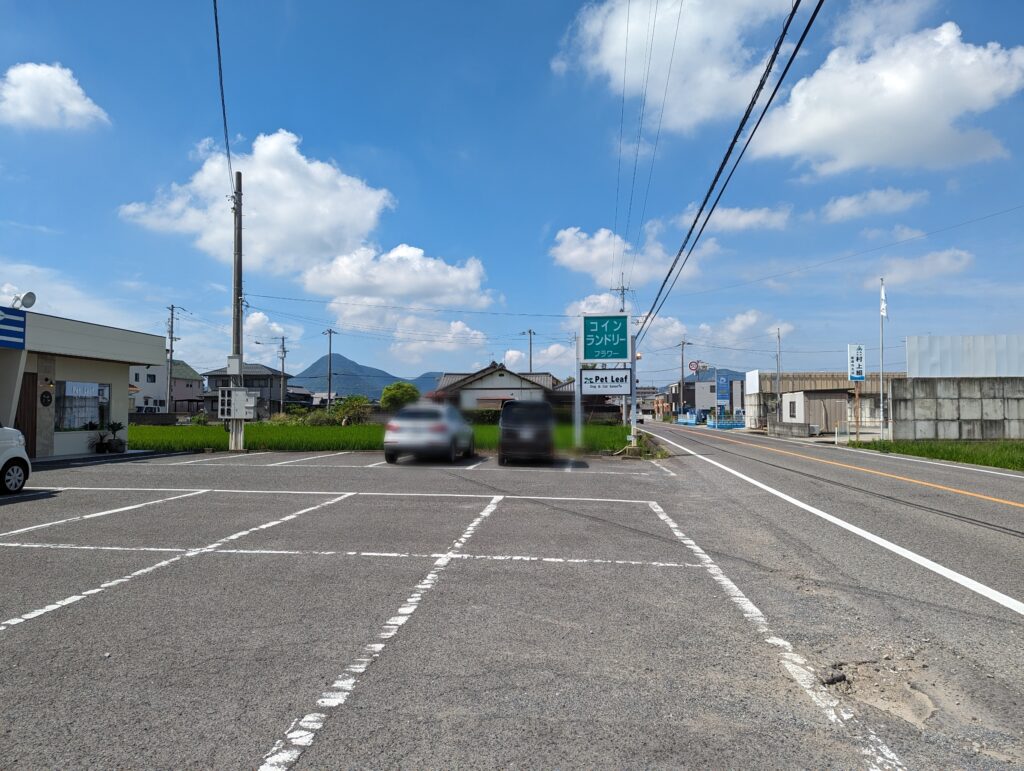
<box><xmin>848</xmin><ymin>439</ymin><xmax>1024</xmax><ymax>472</ymax></box>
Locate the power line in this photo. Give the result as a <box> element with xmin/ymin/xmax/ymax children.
<box><xmin>628</xmin><ymin>0</ymin><xmax>684</xmax><ymax>289</ymax></box>
<box><xmin>642</xmin><ymin>0</ymin><xmax>826</xmax><ymax>338</ymax></box>
<box><xmin>636</xmin><ymin>0</ymin><xmax>809</xmax><ymax>344</ymax></box>
<box><xmin>610</xmin><ymin>0</ymin><xmax>633</xmax><ymax>284</ymax></box>
<box><xmin>619</xmin><ymin>0</ymin><xmax>660</xmax><ymax>281</ymax></box>
<box><xmin>211</xmin><ymin>0</ymin><xmax>234</xmax><ymax>187</ymax></box>
<box><xmin>674</xmin><ymin>201</ymin><xmax>1024</xmax><ymax>298</ymax></box>
<box><xmin>245</xmin><ymin>293</ymin><xmax>574</xmax><ymax>318</ymax></box>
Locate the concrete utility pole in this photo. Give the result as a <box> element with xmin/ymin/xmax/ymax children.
<box><xmin>166</xmin><ymin>304</ymin><xmax>181</xmax><ymax>413</ymax></box>
<box><xmin>679</xmin><ymin>338</ymin><xmax>686</xmax><ymax>417</ymax></box>
<box><xmin>229</xmin><ymin>171</ymin><xmax>245</xmax><ymax>451</ymax></box>
<box><xmin>521</xmin><ymin>329</ymin><xmax>535</xmax><ymax>372</ymax></box>
<box><xmin>775</xmin><ymin>327</ymin><xmax>782</xmax><ymax>423</ymax></box>
<box><xmin>573</xmin><ymin>332</ymin><xmax>582</xmax><ymax>449</ymax></box>
<box><xmin>629</xmin><ymin>333</ymin><xmax>638</xmax><ymax>446</ymax></box>
<box><xmin>323</xmin><ymin>328</ymin><xmax>337</xmax><ymax>409</ymax></box>
<box><xmin>610</xmin><ymin>273</ymin><xmax>629</xmax><ymax>426</ymax></box>
<box><xmin>278</xmin><ymin>335</ymin><xmax>287</xmax><ymax>416</ymax></box>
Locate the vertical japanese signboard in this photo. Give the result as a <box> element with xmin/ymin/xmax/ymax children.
<box><xmin>581</xmin><ymin>314</ymin><xmax>631</xmax><ymax>363</ymax></box>
<box><xmin>848</xmin><ymin>344</ymin><xmax>866</xmax><ymax>381</ymax></box>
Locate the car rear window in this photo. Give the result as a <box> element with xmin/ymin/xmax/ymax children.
<box><xmin>501</xmin><ymin>402</ymin><xmax>553</xmax><ymax>425</ymax></box>
<box><xmin>396</xmin><ymin>408</ymin><xmax>443</xmax><ymax>420</ymax></box>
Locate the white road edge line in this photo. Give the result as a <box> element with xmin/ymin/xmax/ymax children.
<box><xmin>0</xmin><ymin>494</ymin><xmax>355</xmax><ymax>634</ymax></box>
<box><xmin>466</xmin><ymin>459</ymin><xmax>484</xmax><ymax>470</ymax></box>
<box><xmin>642</xmin><ymin>428</ymin><xmax>1024</xmax><ymax>618</ymax></box>
<box><xmin>648</xmin><ymin>501</ymin><xmax>903</xmax><ymax>770</ymax></box>
<box><xmin>0</xmin><ymin>489</ymin><xmax>209</xmax><ymax>538</ymax></box>
<box><xmin>259</xmin><ymin>495</ymin><xmax>504</xmax><ymax>771</ymax></box>
<box><xmin>0</xmin><ymin>541</ymin><xmax>188</xmax><ymax>553</ymax></box>
<box><xmin>266</xmin><ymin>451</ymin><xmax>351</xmax><ymax>467</ymax></box>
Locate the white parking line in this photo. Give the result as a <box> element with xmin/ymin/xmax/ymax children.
<box><xmin>365</xmin><ymin>460</ymin><xmax>387</xmax><ymax>467</ymax></box>
<box><xmin>166</xmin><ymin>452</ymin><xmax>271</xmax><ymax>466</ymax></box>
<box><xmin>650</xmin><ymin>460</ymin><xmax>676</xmax><ymax>477</ymax></box>
<box><xmin>0</xmin><ymin>541</ymin><xmax>188</xmax><ymax>554</ymax></box>
<box><xmin>648</xmin><ymin>501</ymin><xmax>903</xmax><ymax>769</ymax></box>
<box><xmin>0</xmin><ymin>494</ymin><xmax>355</xmax><ymax>634</ymax></box>
<box><xmin>266</xmin><ymin>451</ymin><xmax>351</xmax><ymax>467</ymax></box>
<box><xmin>466</xmin><ymin>459</ymin><xmax>485</xmax><ymax>470</ymax></box>
<box><xmin>0</xmin><ymin>489</ymin><xmax>209</xmax><ymax>538</ymax></box>
<box><xmin>259</xmin><ymin>495</ymin><xmax>504</xmax><ymax>770</ymax></box>
<box><xmin>644</xmin><ymin>429</ymin><xmax>1024</xmax><ymax>618</ymax></box>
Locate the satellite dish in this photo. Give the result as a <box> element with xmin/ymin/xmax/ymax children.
<box><xmin>18</xmin><ymin>291</ymin><xmax>36</xmax><ymax>309</ymax></box>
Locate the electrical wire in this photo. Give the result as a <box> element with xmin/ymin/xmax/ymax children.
<box><xmin>211</xmin><ymin>0</ymin><xmax>234</xmax><ymax>188</ymax></box>
<box><xmin>627</xmin><ymin>0</ymin><xmax>684</xmax><ymax>289</ymax></box>
<box><xmin>244</xmin><ymin>293</ymin><xmax>574</xmax><ymax>318</ymax></box>
<box><xmin>641</xmin><ymin>0</ymin><xmax>826</xmax><ymax>340</ymax></box>
<box><xmin>636</xmin><ymin>0</ymin><xmax>807</xmax><ymax>344</ymax></box>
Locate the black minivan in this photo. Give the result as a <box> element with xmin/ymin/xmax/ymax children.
<box><xmin>497</xmin><ymin>400</ymin><xmax>555</xmax><ymax>465</ymax></box>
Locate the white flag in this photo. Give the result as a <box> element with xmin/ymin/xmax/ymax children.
<box><xmin>880</xmin><ymin>281</ymin><xmax>888</xmax><ymax>319</ymax></box>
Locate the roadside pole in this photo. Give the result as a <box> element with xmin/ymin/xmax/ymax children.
<box><xmin>229</xmin><ymin>170</ymin><xmax>245</xmax><ymax>451</ymax></box>
<box><xmin>573</xmin><ymin>333</ymin><xmax>582</xmax><ymax>449</ymax></box>
<box><xmin>629</xmin><ymin>333</ymin><xmax>638</xmax><ymax>447</ymax></box>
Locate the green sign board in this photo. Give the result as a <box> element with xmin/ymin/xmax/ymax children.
<box><xmin>582</xmin><ymin>314</ymin><xmax>631</xmax><ymax>363</ymax></box>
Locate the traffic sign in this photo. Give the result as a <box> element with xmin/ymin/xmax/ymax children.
<box><xmin>581</xmin><ymin>314</ymin><xmax>631</xmax><ymax>363</ymax></box>
<box><xmin>0</xmin><ymin>306</ymin><xmax>27</xmax><ymax>351</ymax></box>
<box><xmin>688</xmin><ymin>360</ymin><xmax>699</xmax><ymax>372</ymax></box>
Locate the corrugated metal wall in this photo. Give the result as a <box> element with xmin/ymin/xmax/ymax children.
<box><xmin>907</xmin><ymin>335</ymin><xmax>1024</xmax><ymax>378</ymax></box>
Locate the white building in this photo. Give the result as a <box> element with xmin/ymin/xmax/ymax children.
<box><xmin>0</xmin><ymin>309</ymin><xmax>165</xmax><ymax>458</ymax></box>
<box><xmin>433</xmin><ymin>363</ymin><xmax>555</xmax><ymax>409</ymax></box>
<box><xmin>129</xmin><ymin>364</ymin><xmax>167</xmax><ymax>412</ymax></box>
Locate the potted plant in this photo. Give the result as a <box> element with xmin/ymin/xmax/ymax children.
<box><xmin>88</xmin><ymin>430</ymin><xmax>110</xmax><ymax>453</ymax></box>
<box><xmin>107</xmin><ymin>421</ymin><xmax>127</xmax><ymax>453</ymax></box>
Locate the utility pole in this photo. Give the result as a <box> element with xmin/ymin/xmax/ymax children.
<box><xmin>775</xmin><ymin>327</ymin><xmax>782</xmax><ymax>424</ymax></box>
<box><xmin>166</xmin><ymin>304</ymin><xmax>181</xmax><ymax>414</ymax></box>
<box><xmin>880</xmin><ymin>277</ymin><xmax>886</xmax><ymax>440</ymax></box>
<box><xmin>573</xmin><ymin>332</ymin><xmax>582</xmax><ymax>449</ymax></box>
<box><xmin>323</xmin><ymin>328</ymin><xmax>337</xmax><ymax>409</ymax></box>
<box><xmin>521</xmin><ymin>329</ymin><xmax>535</xmax><ymax>372</ymax></box>
<box><xmin>679</xmin><ymin>338</ymin><xmax>687</xmax><ymax>418</ymax></box>
<box><xmin>610</xmin><ymin>272</ymin><xmax>629</xmax><ymax>425</ymax></box>
<box><xmin>229</xmin><ymin>170</ymin><xmax>245</xmax><ymax>451</ymax></box>
<box><xmin>278</xmin><ymin>335</ymin><xmax>287</xmax><ymax>416</ymax></box>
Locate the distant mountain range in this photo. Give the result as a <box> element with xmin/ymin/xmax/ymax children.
<box><xmin>291</xmin><ymin>354</ymin><xmax>441</xmax><ymax>401</ymax></box>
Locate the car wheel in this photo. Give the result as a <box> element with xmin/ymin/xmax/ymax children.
<box><xmin>464</xmin><ymin>437</ymin><xmax>476</xmax><ymax>459</ymax></box>
<box><xmin>498</xmin><ymin>453</ymin><xmax>507</xmax><ymax>466</ymax></box>
<box><xmin>384</xmin><ymin>451</ymin><xmax>397</xmax><ymax>464</ymax></box>
<box><xmin>2</xmin><ymin>460</ymin><xmax>27</xmax><ymax>494</ymax></box>
<box><xmin>448</xmin><ymin>440</ymin><xmax>458</xmax><ymax>464</ymax></box>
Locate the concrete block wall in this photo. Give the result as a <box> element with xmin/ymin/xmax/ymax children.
<box><xmin>892</xmin><ymin>378</ymin><xmax>1024</xmax><ymax>440</ymax></box>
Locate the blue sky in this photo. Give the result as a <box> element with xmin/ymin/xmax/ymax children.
<box><xmin>1</xmin><ymin>0</ymin><xmax>1023</xmax><ymax>386</ymax></box>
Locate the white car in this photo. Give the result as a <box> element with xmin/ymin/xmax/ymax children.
<box><xmin>0</xmin><ymin>424</ymin><xmax>31</xmax><ymax>494</ymax></box>
<box><xmin>384</xmin><ymin>404</ymin><xmax>475</xmax><ymax>464</ymax></box>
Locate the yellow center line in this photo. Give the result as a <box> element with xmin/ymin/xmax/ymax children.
<box><xmin>665</xmin><ymin>426</ymin><xmax>1024</xmax><ymax>510</ymax></box>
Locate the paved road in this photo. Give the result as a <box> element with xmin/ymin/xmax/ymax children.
<box><xmin>0</xmin><ymin>445</ymin><xmax>1020</xmax><ymax>768</ymax></box>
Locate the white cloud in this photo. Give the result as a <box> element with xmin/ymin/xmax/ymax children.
<box><xmin>551</xmin><ymin>224</ymin><xmax>715</xmax><ymax>288</ymax></box>
<box><xmin>565</xmin><ymin>292</ymin><xmax>623</xmax><ymax>317</ymax></box>
<box><xmin>695</xmin><ymin>309</ymin><xmax>793</xmax><ymax>350</ymax></box>
<box><xmin>120</xmin><ymin>130</ymin><xmax>394</xmax><ymax>275</ymax></box>
<box><xmin>303</xmin><ymin>244</ymin><xmax>491</xmax><ymax>309</ymax></box>
<box><xmin>870</xmin><ymin>248</ymin><xmax>972</xmax><ymax>288</ymax></box>
<box><xmin>503</xmin><ymin>349</ymin><xmax>526</xmax><ymax>369</ymax></box>
<box><xmin>243</xmin><ymin>311</ymin><xmax>305</xmax><ymax>368</ymax></box>
<box><xmin>389</xmin><ymin>318</ymin><xmax>487</xmax><ymax>362</ymax></box>
<box><xmin>557</xmin><ymin>0</ymin><xmax>792</xmax><ymax>133</ymax></box>
<box><xmin>822</xmin><ymin>188</ymin><xmax>928</xmax><ymax>222</ymax></box>
<box><xmin>0</xmin><ymin>63</ymin><xmax>109</xmax><ymax>129</ymax></box>
<box><xmin>0</xmin><ymin>261</ymin><xmax>139</xmax><ymax>329</ymax></box>
<box><xmin>753</xmin><ymin>22</ymin><xmax>1024</xmax><ymax>174</ymax></box>
<box><xmin>862</xmin><ymin>224</ymin><xmax>926</xmax><ymax>241</ymax></box>
<box><xmin>833</xmin><ymin>0</ymin><xmax>936</xmax><ymax>48</ymax></box>
<box><xmin>678</xmin><ymin>203</ymin><xmax>790</xmax><ymax>232</ymax></box>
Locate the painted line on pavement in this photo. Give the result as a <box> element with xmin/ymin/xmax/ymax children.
<box><xmin>366</xmin><ymin>460</ymin><xmax>387</xmax><ymax>467</ymax></box>
<box><xmin>259</xmin><ymin>495</ymin><xmax>503</xmax><ymax>771</ymax></box>
<box><xmin>0</xmin><ymin>541</ymin><xmax>188</xmax><ymax>554</ymax></box>
<box><xmin>650</xmin><ymin>459</ymin><xmax>677</xmax><ymax>477</ymax></box>
<box><xmin>0</xmin><ymin>489</ymin><xmax>209</xmax><ymax>538</ymax></box>
<box><xmin>648</xmin><ymin>500</ymin><xmax>903</xmax><ymax>770</ymax></box>
<box><xmin>658</xmin><ymin>425</ymin><xmax>1024</xmax><ymax>510</ymax></box>
<box><xmin>166</xmin><ymin>452</ymin><xmax>271</xmax><ymax>466</ymax></box>
<box><xmin>643</xmin><ymin>429</ymin><xmax>1024</xmax><ymax>617</ymax></box>
<box><xmin>466</xmin><ymin>459</ymin><xmax>485</xmax><ymax>470</ymax></box>
<box><xmin>266</xmin><ymin>451</ymin><xmax>351</xmax><ymax>467</ymax></box>
<box><xmin>0</xmin><ymin>494</ymin><xmax>354</xmax><ymax>634</ymax></box>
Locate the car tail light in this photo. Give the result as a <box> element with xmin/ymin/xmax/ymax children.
<box><xmin>386</xmin><ymin>422</ymin><xmax>399</xmax><ymax>432</ymax></box>
<box><xmin>429</xmin><ymin>423</ymin><xmax>447</xmax><ymax>433</ymax></box>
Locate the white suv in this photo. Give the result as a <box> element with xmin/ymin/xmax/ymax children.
<box><xmin>0</xmin><ymin>424</ymin><xmax>31</xmax><ymax>494</ymax></box>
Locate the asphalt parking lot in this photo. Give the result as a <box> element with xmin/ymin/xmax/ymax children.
<box><xmin>2</xmin><ymin>447</ymin><xmax>1019</xmax><ymax>768</ymax></box>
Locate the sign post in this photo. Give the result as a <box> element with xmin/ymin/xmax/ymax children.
<box><xmin>848</xmin><ymin>344</ymin><xmax>865</xmax><ymax>442</ymax></box>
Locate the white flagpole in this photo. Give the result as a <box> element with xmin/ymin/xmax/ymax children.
<box><xmin>880</xmin><ymin>277</ymin><xmax>886</xmax><ymax>439</ymax></box>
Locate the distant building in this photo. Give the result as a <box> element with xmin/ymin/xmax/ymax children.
<box><xmin>202</xmin><ymin>363</ymin><xmax>292</xmax><ymax>419</ymax></box>
<box><xmin>432</xmin><ymin>362</ymin><xmax>558</xmax><ymax>409</ymax></box>
<box><xmin>129</xmin><ymin>359</ymin><xmax>204</xmax><ymax>413</ymax></box>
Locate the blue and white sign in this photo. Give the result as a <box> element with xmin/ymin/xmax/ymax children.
<box><xmin>0</xmin><ymin>307</ymin><xmax>27</xmax><ymax>350</ymax></box>
<box><xmin>848</xmin><ymin>343</ymin><xmax>866</xmax><ymax>381</ymax></box>
<box><xmin>717</xmin><ymin>374</ymin><xmax>729</xmax><ymax>403</ymax></box>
